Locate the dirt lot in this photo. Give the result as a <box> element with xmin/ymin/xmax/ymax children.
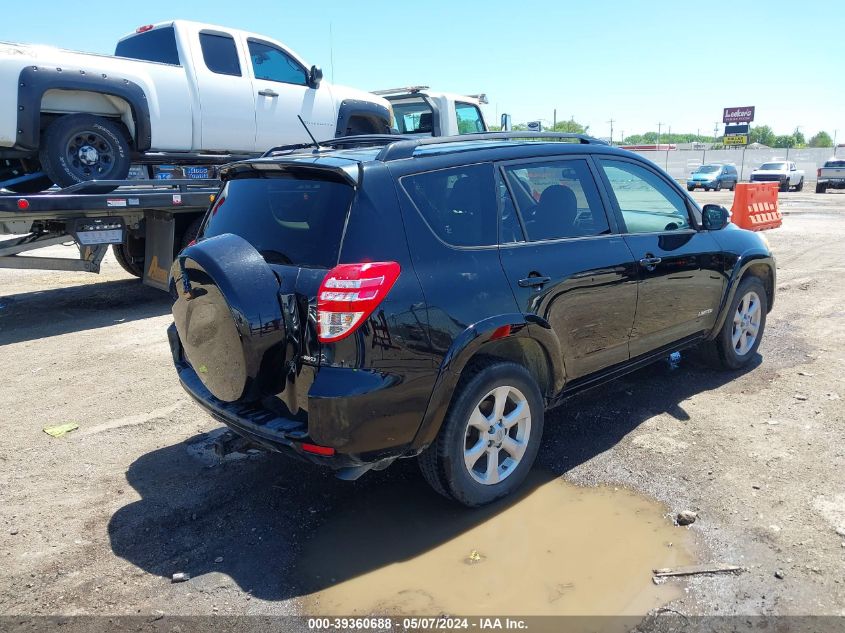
<box><xmin>1</xmin><ymin>190</ymin><xmax>843</xmax><ymax>622</ymax></box>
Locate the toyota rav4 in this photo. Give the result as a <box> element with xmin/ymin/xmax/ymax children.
<box><xmin>168</xmin><ymin>133</ymin><xmax>776</xmax><ymax>507</ymax></box>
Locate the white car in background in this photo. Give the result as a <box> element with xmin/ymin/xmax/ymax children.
<box><xmin>749</xmin><ymin>161</ymin><xmax>805</xmax><ymax>192</ymax></box>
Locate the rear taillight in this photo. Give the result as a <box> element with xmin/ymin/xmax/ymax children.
<box><xmin>317</xmin><ymin>261</ymin><xmax>400</xmax><ymax>342</ymax></box>
<box><xmin>817</xmin><ymin>168</ymin><xmax>822</xmax><ymax>178</ymax></box>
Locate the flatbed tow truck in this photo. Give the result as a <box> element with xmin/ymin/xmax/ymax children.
<box><xmin>0</xmin><ymin>177</ymin><xmax>219</xmax><ymax>290</ymax></box>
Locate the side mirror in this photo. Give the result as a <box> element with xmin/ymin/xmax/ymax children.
<box><xmin>309</xmin><ymin>65</ymin><xmax>323</xmax><ymax>88</ymax></box>
<box><xmin>501</xmin><ymin>113</ymin><xmax>512</xmax><ymax>131</ymax></box>
<box><xmin>702</xmin><ymin>204</ymin><xmax>730</xmax><ymax>230</ymax></box>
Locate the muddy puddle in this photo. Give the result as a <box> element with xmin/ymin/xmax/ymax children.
<box><xmin>297</xmin><ymin>472</ymin><xmax>694</xmax><ymax>618</ymax></box>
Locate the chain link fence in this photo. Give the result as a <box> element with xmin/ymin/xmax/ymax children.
<box><xmin>628</xmin><ymin>147</ymin><xmax>841</xmax><ymax>183</ymax></box>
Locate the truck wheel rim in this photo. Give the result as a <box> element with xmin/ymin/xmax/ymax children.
<box><xmin>67</xmin><ymin>132</ymin><xmax>114</xmax><ymax>178</ymax></box>
<box><xmin>732</xmin><ymin>291</ymin><xmax>761</xmax><ymax>356</ymax></box>
<box><xmin>463</xmin><ymin>385</ymin><xmax>531</xmax><ymax>485</ymax></box>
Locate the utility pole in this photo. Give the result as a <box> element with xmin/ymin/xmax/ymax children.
<box><xmin>607</xmin><ymin>118</ymin><xmax>615</xmax><ymax>145</ymax></box>
<box><xmin>714</xmin><ymin>122</ymin><xmax>720</xmax><ymax>144</ymax></box>
<box><xmin>553</xmin><ymin>109</ymin><xmax>557</xmax><ymax>129</ymax></box>
<box><xmin>620</xmin><ymin>130</ymin><xmax>624</xmax><ymax>145</ymax></box>
<box><xmin>657</xmin><ymin>122</ymin><xmax>663</xmax><ymax>147</ymax></box>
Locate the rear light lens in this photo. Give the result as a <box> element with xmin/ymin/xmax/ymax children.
<box><xmin>817</xmin><ymin>168</ymin><xmax>822</xmax><ymax>178</ymax></box>
<box><xmin>317</xmin><ymin>261</ymin><xmax>400</xmax><ymax>342</ymax></box>
<box><xmin>17</xmin><ymin>199</ymin><xmax>29</xmax><ymax>210</ymax></box>
<box><xmin>136</xmin><ymin>24</ymin><xmax>154</xmax><ymax>33</ymax></box>
<box><xmin>301</xmin><ymin>442</ymin><xmax>335</xmax><ymax>456</ymax></box>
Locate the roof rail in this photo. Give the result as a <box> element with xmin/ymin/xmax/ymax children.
<box><xmin>375</xmin><ymin>131</ymin><xmax>608</xmax><ymax>161</ymax></box>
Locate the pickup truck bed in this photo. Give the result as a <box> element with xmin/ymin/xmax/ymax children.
<box><xmin>816</xmin><ymin>160</ymin><xmax>845</xmax><ymax>193</ymax></box>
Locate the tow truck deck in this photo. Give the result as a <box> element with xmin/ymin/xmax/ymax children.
<box><xmin>0</xmin><ymin>179</ymin><xmax>219</xmax><ymax>289</ymax></box>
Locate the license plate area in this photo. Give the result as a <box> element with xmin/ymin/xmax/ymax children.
<box><xmin>69</xmin><ymin>217</ymin><xmax>126</xmax><ymax>245</ymax></box>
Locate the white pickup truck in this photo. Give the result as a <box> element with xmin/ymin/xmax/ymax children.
<box><xmin>373</xmin><ymin>86</ymin><xmax>488</xmax><ymax>136</ymax></box>
<box><xmin>816</xmin><ymin>158</ymin><xmax>845</xmax><ymax>193</ymax></box>
<box><xmin>749</xmin><ymin>160</ymin><xmax>805</xmax><ymax>192</ymax></box>
<box><xmin>0</xmin><ymin>20</ymin><xmax>392</xmax><ymax>192</ymax></box>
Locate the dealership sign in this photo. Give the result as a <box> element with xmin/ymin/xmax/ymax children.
<box><xmin>725</xmin><ymin>124</ymin><xmax>750</xmax><ymax>135</ymax></box>
<box><xmin>723</xmin><ymin>106</ymin><xmax>755</xmax><ymax>123</ymax></box>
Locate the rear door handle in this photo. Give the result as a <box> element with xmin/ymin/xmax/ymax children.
<box><xmin>518</xmin><ymin>276</ymin><xmax>551</xmax><ymax>288</ymax></box>
<box><xmin>258</xmin><ymin>89</ymin><xmax>279</xmax><ymax>97</ymax></box>
<box><xmin>639</xmin><ymin>256</ymin><xmax>662</xmax><ymax>268</ymax></box>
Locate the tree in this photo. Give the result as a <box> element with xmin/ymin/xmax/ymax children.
<box><xmin>773</xmin><ymin>135</ymin><xmax>797</xmax><ymax>148</ymax></box>
<box><xmin>808</xmin><ymin>131</ymin><xmax>833</xmax><ymax>147</ymax></box>
<box><xmin>549</xmin><ymin>119</ymin><xmax>589</xmax><ymax>134</ymax></box>
<box><xmin>749</xmin><ymin>125</ymin><xmax>776</xmax><ymax>147</ymax></box>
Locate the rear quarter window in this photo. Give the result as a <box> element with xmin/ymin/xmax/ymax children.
<box><xmin>201</xmin><ymin>176</ymin><xmax>354</xmax><ymax>268</ymax></box>
<box><xmin>115</xmin><ymin>26</ymin><xmax>180</xmax><ymax>65</ymax></box>
<box><xmin>401</xmin><ymin>163</ymin><xmax>497</xmax><ymax>247</ymax></box>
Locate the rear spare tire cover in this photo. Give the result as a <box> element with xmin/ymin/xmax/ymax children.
<box><xmin>170</xmin><ymin>233</ymin><xmax>285</xmax><ymax>402</ymax></box>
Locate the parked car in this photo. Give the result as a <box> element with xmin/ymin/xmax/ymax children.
<box><xmin>686</xmin><ymin>163</ymin><xmax>738</xmax><ymax>191</ymax></box>
<box><xmin>815</xmin><ymin>159</ymin><xmax>845</xmax><ymax>193</ymax></box>
<box><xmin>373</xmin><ymin>86</ymin><xmax>488</xmax><ymax>136</ymax></box>
<box><xmin>0</xmin><ymin>20</ymin><xmax>392</xmax><ymax>192</ymax></box>
<box><xmin>750</xmin><ymin>161</ymin><xmax>804</xmax><ymax>192</ymax></box>
<box><xmin>168</xmin><ymin>133</ymin><xmax>776</xmax><ymax>507</ymax></box>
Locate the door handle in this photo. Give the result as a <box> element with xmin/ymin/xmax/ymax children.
<box><xmin>258</xmin><ymin>89</ymin><xmax>279</xmax><ymax>97</ymax></box>
<box><xmin>518</xmin><ymin>275</ymin><xmax>551</xmax><ymax>288</ymax></box>
<box><xmin>639</xmin><ymin>256</ymin><xmax>662</xmax><ymax>269</ymax></box>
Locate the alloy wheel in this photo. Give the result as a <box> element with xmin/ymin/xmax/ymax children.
<box><xmin>732</xmin><ymin>291</ymin><xmax>761</xmax><ymax>356</ymax></box>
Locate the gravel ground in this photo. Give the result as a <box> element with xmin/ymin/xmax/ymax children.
<box><xmin>0</xmin><ymin>190</ymin><xmax>843</xmax><ymax>620</ymax></box>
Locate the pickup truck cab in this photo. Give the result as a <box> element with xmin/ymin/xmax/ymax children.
<box><xmin>749</xmin><ymin>161</ymin><xmax>804</xmax><ymax>192</ymax></box>
<box><xmin>373</xmin><ymin>86</ymin><xmax>488</xmax><ymax>136</ymax></box>
<box><xmin>0</xmin><ymin>20</ymin><xmax>392</xmax><ymax>191</ymax></box>
<box><xmin>816</xmin><ymin>158</ymin><xmax>845</xmax><ymax>193</ymax></box>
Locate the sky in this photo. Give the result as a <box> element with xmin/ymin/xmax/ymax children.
<box><xmin>2</xmin><ymin>0</ymin><xmax>843</xmax><ymax>141</ymax></box>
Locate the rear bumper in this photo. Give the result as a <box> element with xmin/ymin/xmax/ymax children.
<box><xmin>167</xmin><ymin>324</ymin><xmax>417</xmax><ymax>469</ymax></box>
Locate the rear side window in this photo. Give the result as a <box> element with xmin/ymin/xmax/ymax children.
<box><xmin>115</xmin><ymin>27</ymin><xmax>180</xmax><ymax>65</ymax></box>
<box><xmin>199</xmin><ymin>32</ymin><xmax>241</xmax><ymax>76</ymax></box>
<box><xmin>402</xmin><ymin>163</ymin><xmax>497</xmax><ymax>247</ymax></box>
<box><xmin>503</xmin><ymin>159</ymin><xmax>610</xmax><ymax>241</ymax></box>
<box><xmin>201</xmin><ymin>176</ymin><xmax>354</xmax><ymax>268</ymax></box>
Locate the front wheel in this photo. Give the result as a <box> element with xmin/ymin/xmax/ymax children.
<box><xmin>39</xmin><ymin>114</ymin><xmax>131</xmax><ymax>192</ymax></box>
<box><xmin>795</xmin><ymin>178</ymin><xmax>804</xmax><ymax>192</ymax></box>
<box><xmin>418</xmin><ymin>361</ymin><xmax>544</xmax><ymax>507</ymax></box>
<box><xmin>779</xmin><ymin>180</ymin><xmax>790</xmax><ymax>192</ymax></box>
<box><xmin>700</xmin><ymin>277</ymin><xmax>767</xmax><ymax>370</ymax></box>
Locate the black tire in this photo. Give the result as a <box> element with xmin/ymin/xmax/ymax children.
<box><xmin>418</xmin><ymin>361</ymin><xmax>544</xmax><ymax>507</ymax></box>
<box><xmin>795</xmin><ymin>178</ymin><xmax>804</xmax><ymax>192</ymax></box>
<box><xmin>180</xmin><ymin>216</ymin><xmax>204</xmax><ymax>250</ymax></box>
<box><xmin>715</xmin><ymin>181</ymin><xmax>722</xmax><ymax>192</ymax></box>
<box><xmin>729</xmin><ymin>181</ymin><xmax>736</xmax><ymax>191</ymax></box>
<box><xmin>112</xmin><ymin>243</ymin><xmax>144</xmax><ymax>278</ymax></box>
<box><xmin>687</xmin><ymin>185</ymin><xmax>695</xmax><ymax>192</ymax></box>
<box><xmin>779</xmin><ymin>180</ymin><xmax>789</xmax><ymax>193</ymax></box>
<box><xmin>815</xmin><ymin>184</ymin><xmax>826</xmax><ymax>194</ymax></box>
<box><xmin>39</xmin><ymin>114</ymin><xmax>131</xmax><ymax>192</ymax></box>
<box><xmin>700</xmin><ymin>276</ymin><xmax>767</xmax><ymax>370</ymax></box>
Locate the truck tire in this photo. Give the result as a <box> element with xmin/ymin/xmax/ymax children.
<box><xmin>795</xmin><ymin>178</ymin><xmax>804</xmax><ymax>192</ymax></box>
<box><xmin>39</xmin><ymin>114</ymin><xmax>131</xmax><ymax>193</ymax></box>
<box><xmin>112</xmin><ymin>243</ymin><xmax>144</xmax><ymax>278</ymax></box>
<box><xmin>779</xmin><ymin>180</ymin><xmax>789</xmax><ymax>193</ymax></box>
<box><xmin>418</xmin><ymin>360</ymin><xmax>544</xmax><ymax>507</ymax></box>
<box><xmin>815</xmin><ymin>183</ymin><xmax>826</xmax><ymax>194</ymax></box>
<box><xmin>179</xmin><ymin>216</ymin><xmax>204</xmax><ymax>252</ymax></box>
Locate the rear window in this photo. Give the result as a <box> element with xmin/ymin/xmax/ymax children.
<box><xmin>401</xmin><ymin>163</ymin><xmax>497</xmax><ymax>247</ymax></box>
<box><xmin>199</xmin><ymin>32</ymin><xmax>241</xmax><ymax>76</ymax></box>
<box><xmin>115</xmin><ymin>26</ymin><xmax>180</xmax><ymax>65</ymax></box>
<box><xmin>825</xmin><ymin>160</ymin><xmax>845</xmax><ymax>168</ymax></box>
<box><xmin>201</xmin><ymin>176</ymin><xmax>354</xmax><ymax>268</ymax></box>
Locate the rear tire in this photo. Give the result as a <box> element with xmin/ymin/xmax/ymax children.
<box><xmin>418</xmin><ymin>361</ymin><xmax>544</xmax><ymax>507</ymax></box>
<box><xmin>687</xmin><ymin>185</ymin><xmax>694</xmax><ymax>192</ymax></box>
<box><xmin>39</xmin><ymin>114</ymin><xmax>131</xmax><ymax>192</ymax></box>
<box><xmin>112</xmin><ymin>243</ymin><xmax>144</xmax><ymax>278</ymax></box>
<box><xmin>815</xmin><ymin>184</ymin><xmax>826</xmax><ymax>194</ymax></box>
<box><xmin>700</xmin><ymin>276</ymin><xmax>767</xmax><ymax>370</ymax></box>
<box><xmin>730</xmin><ymin>181</ymin><xmax>736</xmax><ymax>191</ymax></box>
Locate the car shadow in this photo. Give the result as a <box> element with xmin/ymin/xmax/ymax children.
<box><xmin>0</xmin><ymin>279</ymin><xmax>170</xmax><ymax>346</ymax></box>
<box><xmin>108</xmin><ymin>352</ymin><xmax>761</xmax><ymax>602</ymax></box>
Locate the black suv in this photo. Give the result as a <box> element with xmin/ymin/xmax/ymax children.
<box><xmin>168</xmin><ymin>133</ymin><xmax>775</xmax><ymax>507</ymax></box>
